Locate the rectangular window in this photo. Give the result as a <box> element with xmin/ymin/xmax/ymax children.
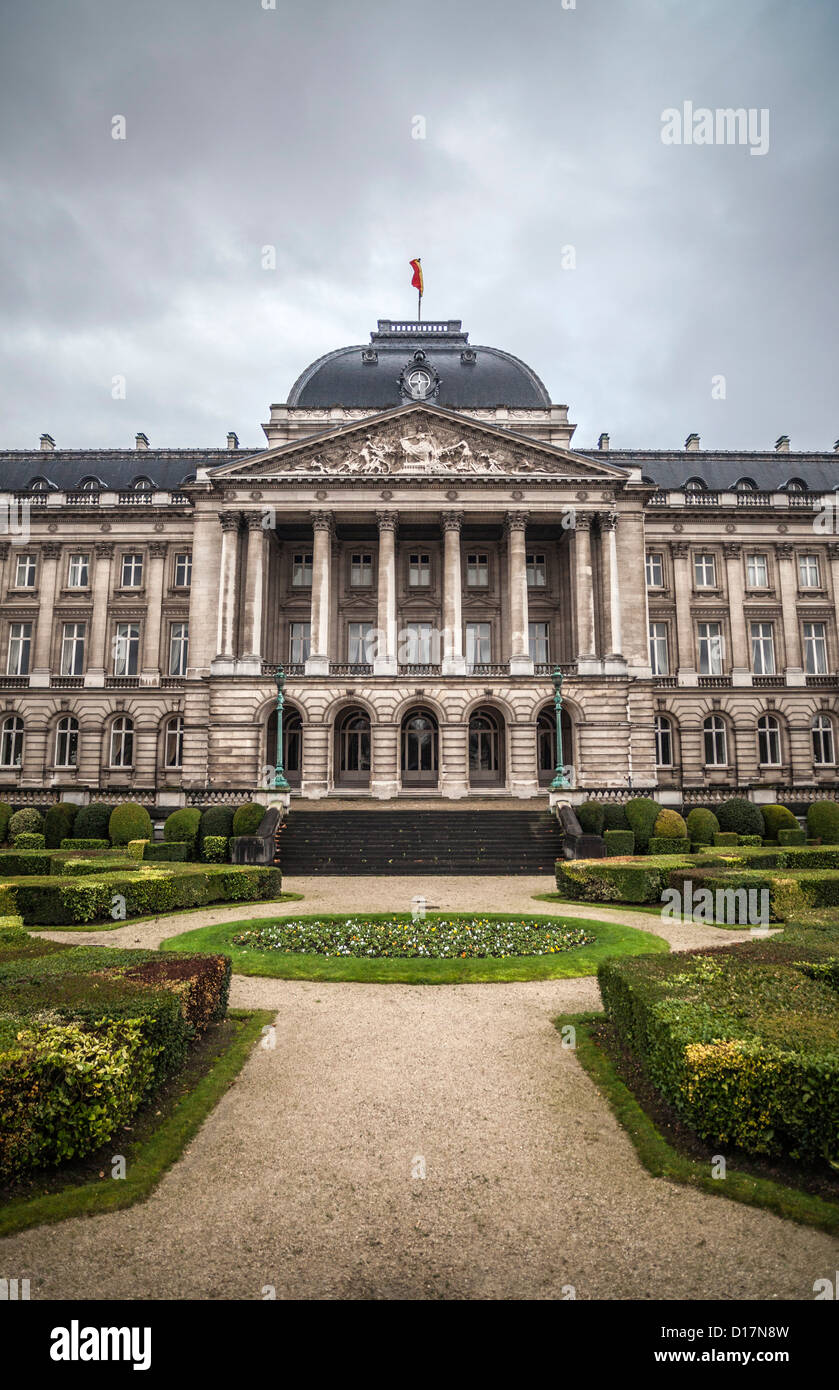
<box><xmin>697</xmin><ymin>621</ymin><xmax>724</xmax><ymax>675</ymax></box>
<box><xmin>466</xmin><ymin>553</ymin><xmax>489</xmax><ymax>587</ymax></box>
<box><xmin>528</xmin><ymin>622</ymin><xmax>549</xmax><ymax>663</ymax></box>
<box><xmin>292</xmin><ymin>553</ymin><xmax>312</xmax><ymax>587</ymax></box>
<box><xmin>465</xmin><ymin>622</ymin><xmax>491</xmax><ymax>665</ymax></box>
<box><xmin>121</xmin><ymin>552</ymin><xmax>143</xmax><ymax>588</ymax></box>
<box><xmin>526</xmin><ymin>553</ymin><xmax>547</xmax><ymax>588</ymax></box>
<box><xmin>408</xmin><ymin>553</ymin><xmax>431</xmax><ymax>587</ymax></box>
<box><xmin>693</xmin><ymin>553</ymin><xmax>717</xmax><ymax>588</ymax></box>
<box><xmin>289</xmin><ymin>622</ymin><xmax>311</xmax><ymax>663</ymax></box>
<box><xmin>402</xmin><ymin>622</ymin><xmax>435</xmax><ymax>664</ymax></box>
<box><xmin>804</xmin><ymin>621</ymin><xmax>828</xmax><ymax>675</ymax></box>
<box><xmin>645</xmin><ymin>553</ymin><xmax>664</xmax><ymax>588</ymax></box>
<box><xmin>649</xmin><ymin>621</ymin><xmax>669</xmax><ymax>675</ymax></box>
<box><xmin>746</xmin><ymin>554</ymin><xmax>768</xmax><ymax>588</ymax></box>
<box><xmin>750</xmin><ymin>622</ymin><xmax>775</xmax><ymax>675</ymax></box>
<box><xmin>174</xmin><ymin>552</ymin><xmax>192</xmax><ymax>588</ymax></box>
<box><xmin>15</xmin><ymin>554</ymin><xmax>36</xmax><ymax>588</ymax></box>
<box><xmin>68</xmin><ymin>553</ymin><xmax>90</xmax><ymax>588</ymax></box>
<box><xmin>350</xmin><ymin>553</ymin><xmax>373</xmax><ymax>586</ymax></box>
<box><xmin>799</xmin><ymin>554</ymin><xmax>821</xmax><ymax>588</ymax></box>
<box><xmin>7</xmin><ymin>622</ymin><xmax>32</xmax><ymax>676</ymax></box>
<box><xmin>169</xmin><ymin>622</ymin><xmax>189</xmax><ymax>676</ymax></box>
<box><xmin>348</xmin><ymin>622</ymin><xmax>374</xmax><ymax>664</ymax></box>
<box><xmin>113</xmin><ymin>622</ymin><xmax>140</xmax><ymax>676</ymax></box>
<box><xmin>60</xmin><ymin>622</ymin><xmax>85</xmax><ymax>676</ymax></box>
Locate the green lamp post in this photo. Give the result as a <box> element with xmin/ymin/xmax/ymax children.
<box><xmin>549</xmin><ymin>666</ymin><xmax>569</xmax><ymax>791</ymax></box>
<box><xmin>273</xmin><ymin>668</ymin><xmax>290</xmax><ymax>791</ymax></box>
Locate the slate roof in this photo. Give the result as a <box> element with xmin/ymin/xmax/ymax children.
<box><xmin>577</xmin><ymin>450</ymin><xmax>839</xmax><ymax>491</ymax></box>
<box><xmin>0</xmin><ymin>449</ymin><xmax>260</xmax><ymax>492</ymax></box>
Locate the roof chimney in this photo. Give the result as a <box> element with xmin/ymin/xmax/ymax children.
<box><xmin>775</xmin><ymin>435</ymin><xmax>790</xmax><ymax>453</ymax></box>
<box><xmin>227</xmin><ymin>431</ymin><xmax>239</xmax><ymax>450</ymax></box>
<box><xmin>598</xmin><ymin>432</ymin><xmax>610</xmax><ymax>451</ymax></box>
<box><xmin>40</xmin><ymin>433</ymin><xmax>55</xmax><ymax>451</ymax></box>
<box><xmin>685</xmin><ymin>433</ymin><xmax>700</xmax><ymax>452</ymax></box>
<box><xmin>135</xmin><ymin>432</ymin><xmax>149</xmax><ymax>451</ymax></box>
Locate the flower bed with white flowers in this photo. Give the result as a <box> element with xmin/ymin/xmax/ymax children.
<box><xmin>231</xmin><ymin>914</ymin><xmax>595</xmax><ymax>960</ymax></box>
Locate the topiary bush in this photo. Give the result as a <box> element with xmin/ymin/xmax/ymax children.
<box><xmin>807</xmin><ymin>800</ymin><xmax>839</xmax><ymax>845</ymax></box>
<box><xmin>232</xmin><ymin>802</ymin><xmax>267</xmax><ymax>837</ymax></box>
<box><xmin>603</xmin><ymin>829</ymin><xmax>635</xmax><ymax>856</ymax></box>
<box><xmin>73</xmin><ymin>802</ymin><xmax>115</xmax><ymax>841</ymax></box>
<box><xmin>602</xmin><ymin>803</ymin><xmax>630</xmax><ymax>832</ymax></box>
<box><xmin>0</xmin><ymin>802</ymin><xmax>12</xmax><ymax>844</ymax></box>
<box><xmin>648</xmin><ymin>836</ymin><xmax>692</xmax><ymax>856</ymax></box>
<box><xmin>144</xmin><ymin>841</ymin><xmax>189</xmax><ymax>862</ymax></box>
<box><xmin>717</xmin><ymin>797</ymin><xmax>764</xmax><ymax>838</ymax></box>
<box><xmin>778</xmin><ymin>828</ymin><xmax>806</xmax><ymax>846</ymax></box>
<box><xmin>43</xmin><ymin>801</ymin><xmax>78</xmax><ymax>849</ymax></box>
<box><xmin>8</xmin><ymin>808</ymin><xmax>44</xmax><ymax>843</ymax></box>
<box><xmin>685</xmin><ymin>807</ymin><xmax>720</xmax><ymax>846</ymax></box>
<box><xmin>60</xmin><ymin>837</ymin><xmax>110</xmax><ymax>851</ymax></box>
<box><xmin>108</xmin><ymin>801</ymin><xmax>153</xmax><ymax>846</ymax></box>
<box><xmin>198</xmin><ymin>805</ymin><xmax>235</xmax><ymax>855</ymax></box>
<box><xmin>14</xmin><ymin>833</ymin><xmax>45</xmax><ymax>850</ymax></box>
<box><xmin>739</xmin><ymin>834</ymin><xmax>764</xmax><ymax>847</ymax></box>
<box><xmin>201</xmin><ymin>835</ymin><xmax>229</xmax><ymax>863</ymax></box>
<box><xmin>713</xmin><ymin>832</ymin><xmax>739</xmax><ymax>846</ymax></box>
<box><xmin>576</xmin><ymin>801</ymin><xmax>605</xmax><ymax>836</ymax></box>
<box><xmin>653</xmin><ymin>809</ymin><xmax>687</xmax><ymax>840</ymax></box>
<box><xmin>761</xmin><ymin>804</ymin><xmax>799</xmax><ymax>840</ymax></box>
<box><xmin>163</xmin><ymin>808</ymin><xmax>202</xmax><ymax>858</ymax></box>
<box><xmin>127</xmin><ymin>839</ymin><xmax>149</xmax><ymax>861</ymax></box>
<box><xmin>624</xmin><ymin>797</ymin><xmax>662</xmax><ymax>854</ymax></box>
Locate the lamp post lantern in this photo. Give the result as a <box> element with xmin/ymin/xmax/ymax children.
<box><xmin>273</xmin><ymin>668</ymin><xmax>290</xmax><ymax>791</ymax></box>
<box><xmin>549</xmin><ymin>666</ymin><xmax>569</xmax><ymax>791</ymax></box>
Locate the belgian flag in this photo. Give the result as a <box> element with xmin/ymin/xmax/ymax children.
<box><xmin>409</xmin><ymin>258</ymin><xmax>423</xmax><ymax>294</ymax></box>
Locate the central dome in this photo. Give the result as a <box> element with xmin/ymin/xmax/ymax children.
<box><xmin>287</xmin><ymin>319</ymin><xmax>552</xmax><ymax>410</ymax></box>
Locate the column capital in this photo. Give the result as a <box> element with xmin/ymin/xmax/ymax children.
<box><xmin>219</xmin><ymin>510</ymin><xmax>241</xmax><ymax>532</ymax></box>
<box><xmin>574</xmin><ymin>511</ymin><xmax>594</xmax><ymax>532</ymax></box>
<box><xmin>312</xmin><ymin>510</ymin><xmax>335</xmax><ymax>532</ymax></box>
<box><xmin>441</xmin><ymin>510</ymin><xmax>463</xmax><ymax>533</ymax></box>
<box><xmin>244</xmin><ymin>510</ymin><xmax>266</xmax><ymax>531</ymax></box>
<box><xmin>94</xmin><ymin>542</ymin><xmax>114</xmax><ymax>559</ymax></box>
<box><xmin>597</xmin><ymin>510</ymin><xmax>618</xmax><ymax>531</ymax></box>
<box><xmin>504</xmin><ymin>510</ymin><xmax>529</xmax><ymax>533</ymax></box>
<box><xmin>376</xmin><ymin>510</ymin><xmax>398</xmax><ymax>532</ymax></box>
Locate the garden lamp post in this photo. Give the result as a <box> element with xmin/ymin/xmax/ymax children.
<box><xmin>274</xmin><ymin>668</ymin><xmax>290</xmax><ymax>791</ymax></box>
<box><xmin>549</xmin><ymin>666</ymin><xmax>569</xmax><ymax>791</ymax></box>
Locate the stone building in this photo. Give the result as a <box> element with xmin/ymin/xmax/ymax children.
<box><xmin>1</xmin><ymin>317</ymin><xmax>838</xmax><ymax>810</ymax></box>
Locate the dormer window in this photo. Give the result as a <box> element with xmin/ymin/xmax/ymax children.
<box><xmin>783</xmin><ymin>478</ymin><xmax>807</xmax><ymax>493</ymax></box>
<box><xmin>684</xmin><ymin>478</ymin><xmax>705</xmax><ymax>491</ymax></box>
<box><xmin>733</xmin><ymin>477</ymin><xmax>757</xmax><ymax>491</ymax></box>
<box><xmin>79</xmin><ymin>477</ymin><xmax>102</xmax><ymax>492</ymax></box>
<box><xmin>28</xmin><ymin>477</ymin><xmax>50</xmax><ymax>492</ymax></box>
<box><xmin>132</xmin><ymin>476</ymin><xmax>154</xmax><ymax>491</ymax></box>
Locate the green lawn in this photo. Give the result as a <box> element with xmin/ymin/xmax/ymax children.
<box><xmin>160</xmin><ymin>910</ymin><xmax>669</xmax><ymax>983</ymax></box>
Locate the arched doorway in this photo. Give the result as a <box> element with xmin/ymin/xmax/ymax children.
<box><xmin>537</xmin><ymin>706</ymin><xmax>573</xmax><ymax>786</ymax></box>
<box><xmin>469</xmin><ymin>706</ymin><xmax>505</xmax><ymax>786</ymax></box>
<box><xmin>336</xmin><ymin>706</ymin><xmax>371</xmax><ymax>786</ymax></box>
<box><xmin>267</xmin><ymin>706</ymin><xmax>302</xmax><ymax>787</ymax></box>
<box><xmin>401</xmin><ymin>707</ymin><xmax>438</xmax><ymax>787</ymax></box>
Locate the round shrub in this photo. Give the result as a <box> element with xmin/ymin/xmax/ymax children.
<box><xmin>624</xmin><ymin>797</ymin><xmax>661</xmax><ymax>854</ymax></box>
<box><xmin>44</xmin><ymin>801</ymin><xmax>79</xmax><ymax>849</ymax></box>
<box><xmin>685</xmin><ymin>807</ymin><xmax>720</xmax><ymax>845</ymax></box>
<box><xmin>198</xmin><ymin>805</ymin><xmax>235</xmax><ymax>853</ymax></box>
<box><xmin>577</xmin><ymin>800</ymin><xmax>605</xmax><ymax>836</ymax></box>
<box><xmin>807</xmin><ymin>800</ymin><xmax>839</xmax><ymax>844</ymax></box>
<box><xmin>232</xmin><ymin>802</ymin><xmax>267</xmax><ymax>837</ymax></box>
<box><xmin>652</xmin><ymin>808</ymin><xmax>687</xmax><ymax>840</ymax></box>
<box><xmin>716</xmin><ymin>797</ymin><xmax>764</xmax><ymax>838</ymax></box>
<box><xmin>73</xmin><ymin>802</ymin><xmax>116</xmax><ymax>841</ymax></box>
<box><xmin>108</xmin><ymin>801</ymin><xmax>153</xmax><ymax>846</ymax></box>
<box><xmin>761</xmin><ymin>804</ymin><xmax>799</xmax><ymax>840</ymax></box>
<box><xmin>0</xmin><ymin>802</ymin><xmax>12</xmax><ymax>844</ymax></box>
<box><xmin>163</xmin><ymin>807</ymin><xmax>202</xmax><ymax>858</ymax></box>
<box><xmin>8</xmin><ymin>808</ymin><xmax>44</xmax><ymax>843</ymax></box>
<box><xmin>602</xmin><ymin>803</ymin><xmax>630</xmax><ymax>832</ymax></box>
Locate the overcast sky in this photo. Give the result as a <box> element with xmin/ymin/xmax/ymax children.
<box><xmin>0</xmin><ymin>0</ymin><xmax>836</xmax><ymax>454</ymax></box>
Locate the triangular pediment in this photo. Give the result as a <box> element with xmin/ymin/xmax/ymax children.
<box><xmin>205</xmin><ymin>403</ymin><xmax>627</xmax><ymax>481</ymax></box>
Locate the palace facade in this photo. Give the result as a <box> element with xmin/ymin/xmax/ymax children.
<box><xmin>1</xmin><ymin>317</ymin><xmax>838</xmax><ymax>809</ymax></box>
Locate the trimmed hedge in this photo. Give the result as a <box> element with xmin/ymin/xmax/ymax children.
<box><xmin>808</xmin><ymin>801</ymin><xmax>839</xmax><ymax>845</ymax></box>
<box><xmin>43</xmin><ymin>802</ymin><xmax>78</xmax><ymax>850</ymax></box>
<box><xmin>778</xmin><ymin>828</ymin><xmax>806</xmax><ymax>846</ymax></box>
<box><xmin>602</xmin><ymin>803</ymin><xmax>630</xmax><ymax>832</ymax></box>
<box><xmin>14</xmin><ymin>833</ymin><xmax>45</xmax><ymax>850</ymax></box>
<box><xmin>648</xmin><ymin>836</ymin><xmax>691</xmax><ymax>856</ymax></box>
<box><xmin>598</xmin><ymin>946</ymin><xmax>839</xmax><ymax>1164</ymax></box>
<box><xmin>127</xmin><ymin>839</ymin><xmax>148</xmax><ymax>861</ymax></box>
<box><xmin>556</xmin><ymin>855</ymin><xmax>690</xmax><ymax>904</ymax></box>
<box><xmin>163</xmin><ymin>808</ymin><xmax>201</xmax><ymax>858</ymax></box>
<box><xmin>109</xmin><ymin>802</ymin><xmax>153</xmax><ymax>846</ymax></box>
<box><xmin>717</xmin><ymin>797</ymin><xmax>764</xmax><ymax>837</ymax></box>
<box><xmin>201</xmin><ymin>836</ymin><xmax>229</xmax><ymax>864</ymax></box>
<box><xmin>652</xmin><ymin>809</ymin><xmax>687</xmax><ymax>841</ymax></box>
<box><xmin>0</xmin><ymin>803</ymin><xmax>12</xmax><ymax>843</ymax></box>
<box><xmin>60</xmin><ymin>838</ymin><xmax>110</xmax><ymax>851</ymax></box>
<box><xmin>713</xmin><ymin>832</ymin><xmax>739</xmax><ymax>846</ymax></box>
<box><xmin>739</xmin><ymin>834</ymin><xmax>764</xmax><ymax>847</ymax></box>
<box><xmin>0</xmin><ymin>850</ymin><xmax>52</xmax><ymax>877</ymax></box>
<box><xmin>761</xmin><ymin>804</ymin><xmax>799</xmax><ymax>839</ymax></box>
<box><xmin>198</xmin><ymin>806</ymin><xmax>236</xmax><ymax>855</ymax></box>
<box><xmin>232</xmin><ymin>802</ymin><xmax>267</xmax><ymax>837</ymax></box>
<box><xmin>603</xmin><ymin>829</ymin><xmax>634</xmax><ymax>857</ymax></box>
<box><xmin>577</xmin><ymin>801</ymin><xmax>605</xmax><ymax>836</ymax></box>
<box><xmin>8</xmin><ymin>808</ymin><xmax>44</xmax><ymax>843</ymax></box>
<box><xmin>624</xmin><ymin>797</ymin><xmax>661</xmax><ymax>854</ymax></box>
<box><xmin>1</xmin><ymin>863</ymin><xmax>283</xmax><ymax>925</ymax></box>
<box><xmin>144</xmin><ymin>841</ymin><xmax>189</xmax><ymax>862</ymax></box>
<box><xmin>72</xmin><ymin>802</ymin><xmax>115</xmax><ymax>841</ymax></box>
<box><xmin>685</xmin><ymin>808</ymin><xmax>719</xmax><ymax>846</ymax></box>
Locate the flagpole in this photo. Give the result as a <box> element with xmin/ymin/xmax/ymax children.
<box><xmin>418</xmin><ymin>289</ymin><xmax>422</xmax><ymax>322</ymax></box>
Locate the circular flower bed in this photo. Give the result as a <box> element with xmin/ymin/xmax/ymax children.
<box><xmin>231</xmin><ymin>914</ymin><xmax>595</xmax><ymax>960</ymax></box>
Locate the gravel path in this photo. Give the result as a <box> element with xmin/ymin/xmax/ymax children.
<box><xmin>6</xmin><ymin>875</ymin><xmax>832</xmax><ymax>1300</ymax></box>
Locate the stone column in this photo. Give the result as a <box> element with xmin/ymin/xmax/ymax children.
<box><xmin>374</xmin><ymin>511</ymin><xmax>398</xmax><ymax>676</ymax></box>
<box><xmin>306</xmin><ymin>512</ymin><xmax>333</xmax><ymax>676</ymax></box>
<box><xmin>241</xmin><ymin>513</ymin><xmax>267</xmax><ymax>672</ymax></box>
<box><xmin>30</xmin><ymin>542</ymin><xmax>62</xmax><ymax>687</ymax></box>
<box><xmin>724</xmin><ymin>542</ymin><xmax>751</xmax><ymax>685</ymax></box>
<box><xmin>141</xmin><ymin>541</ymin><xmax>167</xmax><ymax>684</ymax></box>
<box><xmin>187</xmin><ymin>507</ymin><xmax>223</xmax><ymax>679</ymax></box>
<box><xmin>441</xmin><ymin>512</ymin><xmax>465</xmax><ymax>675</ymax></box>
<box><xmin>615</xmin><ymin>509</ymin><xmax>649</xmax><ymax>675</ymax></box>
<box><xmin>506</xmin><ymin>511</ymin><xmax>533</xmax><ymax>674</ymax></box>
<box><xmin>598</xmin><ymin>512</ymin><xmax>624</xmax><ymax>670</ymax></box>
<box><xmin>671</xmin><ymin>542</ymin><xmax>697</xmax><ymax>685</ymax></box>
<box><xmin>777</xmin><ymin>543</ymin><xmax>804</xmax><ymax>684</ymax></box>
<box><xmin>0</xmin><ymin>543</ymin><xmax>9</xmax><ymax>599</ymax></box>
<box><xmin>214</xmin><ymin>511</ymin><xmax>241</xmax><ymax>673</ymax></box>
<box><xmin>573</xmin><ymin>514</ymin><xmax>598</xmax><ymax>673</ymax></box>
<box><xmin>83</xmin><ymin>542</ymin><xmax>114</xmax><ymax>689</ymax></box>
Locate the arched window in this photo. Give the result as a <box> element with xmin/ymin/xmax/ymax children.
<box><xmin>401</xmin><ymin>708</ymin><xmax>438</xmax><ymax>786</ymax></box>
<box><xmin>267</xmin><ymin>706</ymin><xmax>302</xmax><ymax>786</ymax></box>
<box><xmin>757</xmin><ymin>714</ymin><xmax>781</xmax><ymax>766</ymax></box>
<box><xmin>0</xmin><ymin>715</ymin><xmax>23</xmax><ymax>767</ymax></box>
<box><xmin>336</xmin><ymin>707</ymin><xmax>371</xmax><ymax>785</ymax></box>
<box><xmin>132</xmin><ymin>476</ymin><xmax>154</xmax><ymax>491</ymax></box>
<box><xmin>469</xmin><ymin>707</ymin><xmax>505</xmax><ymax>785</ymax></box>
<box><xmin>782</xmin><ymin>478</ymin><xmax>807</xmax><ymax>493</ymax></box>
<box><xmin>684</xmin><ymin>478</ymin><xmax>705</xmax><ymax>492</ymax></box>
<box><xmin>703</xmin><ymin>715</ymin><xmax>727</xmax><ymax>767</ymax></box>
<box><xmin>55</xmin><ymin>715</ymin><xmax>79</xmax><ymax>768</ymax></box>
<box><xmin>655</xmin><ymin>715</ymin><xmax>673</xmax><ymax>767</ymax></box>
<box><xmin>812</xmin><ymin>715</ymin><xmax>835</xmax><ymax>767</ymax></box>
<box><xmin>536</xmin><ymin>707</ymin><xmax>573</xmax><ymax>785</ymax></box>
<box><xmin>109</xmin><ymin>716</ymin><xmax>134</xmax><ymax>768</ymax></box>
<box><xmin>733</xmin><ymin>477</ymin><xmax>757</xmax><ymax>491</ymax></box>
<box><xmin>79</xmin><ymin>477</ymin><xmax>103</xmax><ymax>492</ymax></box>
<box><xmin>28</xmin><ymin>477</ymin><xmax>50</xmax><ymax>492</ymax></box>
<box><xmin>164</xmin><ymin>716</ymin><xmax>184</xmax><ymax>768</ymax></box>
